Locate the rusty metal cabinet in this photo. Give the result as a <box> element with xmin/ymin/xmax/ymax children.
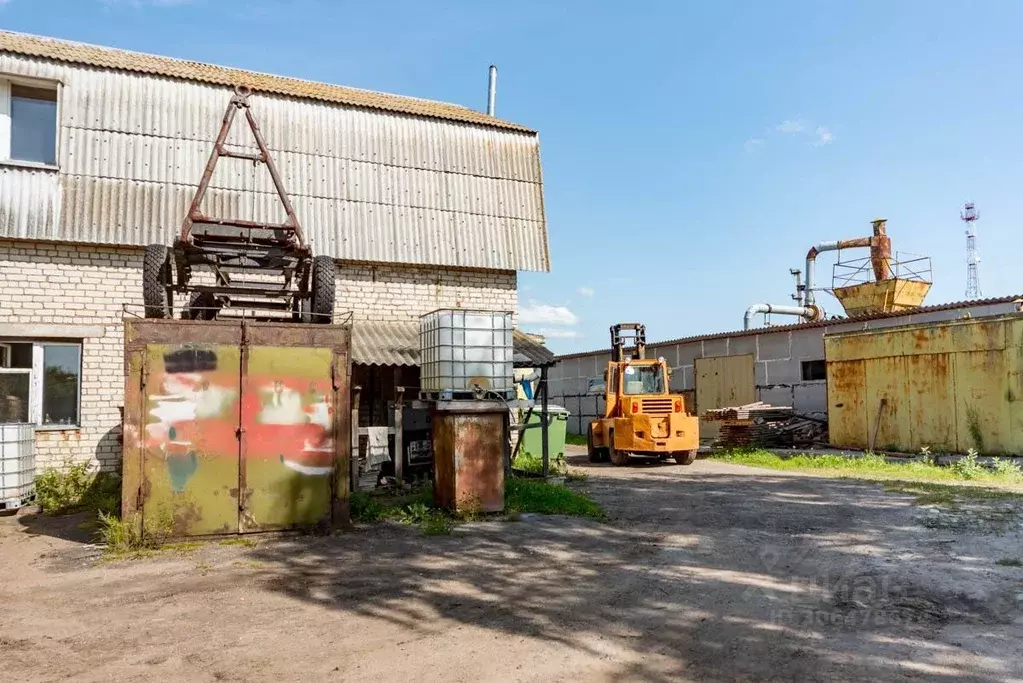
<box><xmin>122</xmin><ymin>319</ymin><xmax>351</xmax><ymax>536</ymax></box>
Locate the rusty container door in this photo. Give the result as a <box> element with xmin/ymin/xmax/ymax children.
<box><xmin>433</xmin><ymin>407</ymin><xmax>505</xmax><ymax>513</ymax></box>
<box><xmin>123</xmin><ymin>319</ymin><xmax>351</xmax><ymax>537</ymax></box>
<box><xmin>126</xmin><ymin>322</ymin><xmax>245</xmax><ymax>537</ymax></box>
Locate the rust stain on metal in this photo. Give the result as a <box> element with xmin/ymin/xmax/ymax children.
<box><xmin>432</xmin><ymin>409</ymin><xmax>505</xmax><ymax>513</ymax></box>
<box><xmin>826</xmin><ymin>314</ymin><xmax>1023</xmax><ymax>455</ymax></box>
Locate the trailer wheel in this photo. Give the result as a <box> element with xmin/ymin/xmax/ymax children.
<box><xmin>143</xmin><ymin>244</ymin><xmax>173</xmax><ymax>319</ymax></box>
<box><xmin>673</xmin><ymin>449</ymin><xmax>697</xmax><ymax>466</ymax></box>
<box><xmin>310</xmin><ymin>255</ymin><xmax>336</xmax><ymax>324</ymax></box>
<box><xmin>185</xmin><ymin>292</ymin><xmax>219</xmax><ymax>320</ymax></box>
<box><xmin>608</xmin><ymin>432</ymin><xmax>630</xmax><ymax>467</ymax></box>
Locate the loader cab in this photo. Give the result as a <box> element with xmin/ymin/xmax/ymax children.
<box><xmin>603</xmin><ymin>358</ymin><xmax>672</xmax><ymax>418</ymax></box>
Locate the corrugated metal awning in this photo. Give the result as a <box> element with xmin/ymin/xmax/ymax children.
<box><xmin>351</xmin><ymin>321</ymin><xmax>556</xmax><ymax>368</ymax></box>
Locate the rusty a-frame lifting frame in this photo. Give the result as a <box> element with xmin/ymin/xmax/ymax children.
<box><xmin>142</xmin><ymin>86</ymin><xmax>336</xmax><ymax>323</ymax></box>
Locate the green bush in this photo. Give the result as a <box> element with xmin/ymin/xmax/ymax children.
<box><xmin>35</xmin><ymin>461</ymin><xmax>121</xmax><ymax>516</ymax></box>
<box><xmin>993</xmin><ymin>458</ymin><xmax>1023</xmax><ymax>481</ymax></box>
<box><xmin>951</xmin><ymin>449</ymin><xmax>986</xmax><ymax>480</ymax></box>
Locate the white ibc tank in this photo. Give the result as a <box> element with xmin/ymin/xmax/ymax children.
<box><xmin>0</xmin><ymin>423</ymin><xmax>35</xmax><ymax>509</ymax></box>
<box><xmin>420</xmin><ymin>309</ymin><xmax>514</xmax><ymax>398</ymax></box>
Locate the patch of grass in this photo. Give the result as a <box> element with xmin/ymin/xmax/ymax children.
<box><xmin>349</xmin><ymin>491</ymin><xmax>392</xmax><ymax>522</ymax></box>
<box><xmin>162</xmin><ymin>541</ymin><xmax>204</xmax><ymax>553</ymax></box>
<box><xmin>565</xmin><ymin>433</ymin><xmax>589</xmax><ymax>446</ymax></box>
<box><xmin>219</xmin><ymin>538</ymin><xmax>258</xmax><ymax>548</ymax></box>
<box><xmin>513</xmin><ymin>452</ymin><xmax>567</xmax><ymax>476</ymax></box>
<box><xmin>995</xmin><ymin>557</ymin><xmax>1023</xmax><ymax>567</ymax></box>
<box><xmin>505</xmin><ymin>477</ymin><xmax>606</xmax><ymax>520</ymax></box>
<box><xmin>395</xmin><ymin>502</ymin><xmax>432</xmax><ymax>525</ymax></box>
<box><xmin>420</xmin><ymin>512</ymin><xmax>454</xmax><ymax>536</ymax></box>
<box><xmin>993</xmin><ymin>457</ymin><xmax>1023</xmax><ymax>481</ymax></box>
<box><xmin>35</xmin><ymin>461</ymin><xmax>121</xmax><ymax>516</ymax></box>
<box><xmin>714</xmin><ymin>449</ymin><xmax>1023</xmax><ymax>489</ymax></box>
<box><xmin>96</xmin><ymin>504</ymin><xmax>175</xmax><ymax>556</ymax></box>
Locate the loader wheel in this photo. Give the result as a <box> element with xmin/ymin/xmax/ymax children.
<box><xmin>310</xmin><ymin>256</ymin><xmax>337</xmax><ymax>324</ymax></box>
<box><xmin>587</xmin><ymin>424</ymin><xmax>604</xmax><ymax>463</ymax></box>
<box><xmin>673</xmin><ymin>449</ymin><xmax>698</xmax><ymax>466</ymax></box>
<box><xmin>185</xmin><ymin>292</ymin><xmax>219</xmax><ymax>321</ymax></box>
<box><xmin>608</xmin><ymin>432</ymin><xmax>630</xmax><ymax>467</ymax></box>
<box><xmin>143</xmin><ymin>244</ymin><xmax>173</xmax><ymax>319</ymax></box>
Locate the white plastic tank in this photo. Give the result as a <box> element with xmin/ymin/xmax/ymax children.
<box><xmin>420</xmin><ymin>309</ymin><xmax>514</xmax><ymax>398</ymax></box>
<box><xmin>0</xmin><ymin>423</ymin><xmax>35</xmax><ymax>509</ymax></box>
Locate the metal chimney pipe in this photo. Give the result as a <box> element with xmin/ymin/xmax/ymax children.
<box><xmin>486</xmin><ymin>65</ymin><xmax>497</xmax><ymax>116</ymax></box>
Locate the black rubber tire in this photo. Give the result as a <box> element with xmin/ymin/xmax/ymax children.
<box><xmin>673</xmin><ymin>449</ymin><xmax>698</xmax><ymax>466</ymax></box>
<box><xmin>587</xmin><ymin>424</ymin><xmax>601</xmax><ymax>463</ymax></box>
<box><xmin>309</xmin><ymin>255</ymin><xmax>337</xmax><ymax>324</ymax></box>
<box><xmin>143</xmin><ymin>244</ymin><xmax>173</xmax><ymax>319</ymax></box>
<box><xmin>185</xmin><ymin>292</ymin><xmax>219</xmax><ymax>320</ymax></box>
<box><xmin>609</xmin><ymin>432</ymin><xmax>630</xmax><ymax>467</ymax></box>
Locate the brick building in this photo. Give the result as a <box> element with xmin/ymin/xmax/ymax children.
<box><xmin>0</xmin><ymin>32</ymin><xmax>549</xmax><ymax>472</ymax></box>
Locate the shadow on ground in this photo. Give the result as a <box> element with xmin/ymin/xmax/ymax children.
<box><xmin>245</xmin><ymin>463</ymin><xmax>1022</xmax><ymax>683</ymax></box>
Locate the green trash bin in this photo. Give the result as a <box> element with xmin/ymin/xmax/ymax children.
<box><xmin>520</xmin><ymin>404</ymin><xmax>570</xmax><ymax>459</ymax></box>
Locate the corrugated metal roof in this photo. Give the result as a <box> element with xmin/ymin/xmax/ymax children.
<box><xmin>351</xmin><ymin>321</ymin><xmax>420</xmax><ymax>367</ymax></box>
<box><xmin>0</xmin><ymin>31</ymin><xmax>531</xmax><ymax>132</ymax></box>
<box><xmin>352</xmin><ymin>321</ymin><xmax>556</xmax><ymax>368</ymax></box>
<box><xmin>554</xmin><ymin>295</ymin><xmax>1023</xmax><ymax>361</ymax></box>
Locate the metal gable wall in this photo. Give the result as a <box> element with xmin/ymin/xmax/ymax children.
<box><xmin>0</xmin><ymin>51</ymin><xmax>550</xmax><ymax>272</ymax></box>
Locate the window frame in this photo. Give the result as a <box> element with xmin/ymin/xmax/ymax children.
<box><xmin>800</xmin><ymin>359</ymin><xmax>827</xmax><ymax>382</ymax></box>
<box><xmin>0</xmin><ymin>340</ymin><xmax>82</xmax><ymax>429</ymax></box>
<box><xmin>0</xmin><ymin>74</ymin><xmax>61</xmax><ymax>171</ymax></box>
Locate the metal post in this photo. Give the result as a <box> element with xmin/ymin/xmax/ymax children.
<box><xmin>394</xmin><ymin>382</ymin><xmax>405</xmax><ymax>487</ymax></box>
<box><xmin>351</xmin><ymin>385</ymin><xmax>361</xmax><ymax>492</ymax></box>
<box><xmin>541</xmin><ymin>366</ymin><xmax>550</xmax><ymax>479</ymax></box>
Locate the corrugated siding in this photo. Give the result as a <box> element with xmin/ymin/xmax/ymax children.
<box><xmin>0</xmin><ymin>52</ymin><xmax>549</xmax><ymax>271</ymax></box>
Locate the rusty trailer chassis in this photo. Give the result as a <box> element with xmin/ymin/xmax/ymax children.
<box><xmin>143</xmin><ymin>86</ymin><xmax>335</xmax><ymax>323</ymax></box>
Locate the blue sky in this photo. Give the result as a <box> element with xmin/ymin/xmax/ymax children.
<box><xmin>3</xmin><ymin>0</ymin><xmax>1022</xmax><ymax>353</ymax></box>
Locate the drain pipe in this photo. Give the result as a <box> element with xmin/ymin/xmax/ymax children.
<box><xmin>744</xmin><ymin>303</ymin><xmax>820</xmax><ymax>330</ymax></box>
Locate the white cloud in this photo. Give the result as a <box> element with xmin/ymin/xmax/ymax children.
<box><xmin>577</xmin><ymin>286</ymin><xmax>595</xmax><ymax>297</ymax></box>
<box><xmin>813</xmin><ymin>126</ymin><xmax>833</xmax><ymax>146</ymax></box>
<box><xmin>535</xmin><ymin>328</ymin><xmax>579</xmax><ymax>339</ymax></box>
<box><xmin>775</xmin><ymin>119</ymin><xmax>806</xmax><ymax>134</ymax></box>
<box><xmin>744</xmin><ymin>138</ymin><xmax>764</xmax><ymax>153</ymax></box>
<box><xmin>518</xmin><ymin>301</ymin><xmax>579</xmax><ymax>326</ymax></box>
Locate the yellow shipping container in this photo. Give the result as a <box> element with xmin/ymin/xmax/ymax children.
<box><xmin>825</xmin><ymin>313</ymin><xmax>1023</xmax><ymax>454</ymax></box>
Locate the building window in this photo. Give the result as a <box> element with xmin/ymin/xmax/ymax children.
<box><xmin>1</xmin><ymin>80</ymin><xmax>59</xmax><ymax>167</ymax></box>
<box><xmin>801</xmin><ymin>360</ymin><xmax>827</xmax><ymax>381</ymax></box>
<box><xmin>0</xmin><ymin>342</ymin><xmax>81</xmax><ymax>427</ymax></box>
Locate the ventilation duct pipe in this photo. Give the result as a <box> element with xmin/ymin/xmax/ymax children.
<box><xmin>744</xmin><ymin>303</ymin><xmax>820</xmax><ymax>330</ymax></box>
<box><xmin>804</xmin><ymin>219</ymin><xmax>892</xmax><ymax>307</ymax></box>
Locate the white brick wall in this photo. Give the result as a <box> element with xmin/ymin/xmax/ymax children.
<box><xmin>0</xmin><ymin>240</ymin><xmax>517</xmax><ymax>472</ymax></box>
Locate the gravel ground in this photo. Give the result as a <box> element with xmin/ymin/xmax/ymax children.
<box><xmin>2</xmin><ymin>447</ymin><xmax>1023</xmax><ymax>683</ymax></box>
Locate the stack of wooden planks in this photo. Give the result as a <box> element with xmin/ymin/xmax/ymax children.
<box><xmin>702</xmin><ymin>402</ymin><xmax>827</xmax><ymax>448</ymax></box>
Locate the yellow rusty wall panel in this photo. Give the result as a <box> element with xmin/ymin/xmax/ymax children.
<box><xmin>953</xmin><ymin>350</ymin><xmax>1011</xmax><ymax>453</ymax></box>
<box><xmin>905</xmin><ymin>354</ymin><xmax>956</xmax><ymax>452</ymax></box>
<box><xmin>864</xmin><ymin>356</ymin><xmax>911</xmax><ymax>452</ymax></box>
<box><xmin>827</xmin><ymin>314</ymin><xmax>1023</xmax><ymax>454</ymax></box>
<box><xmin>826</xmin><ymin>360</ymin><xmax>868</xmax><ymax>448</ymax></box>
